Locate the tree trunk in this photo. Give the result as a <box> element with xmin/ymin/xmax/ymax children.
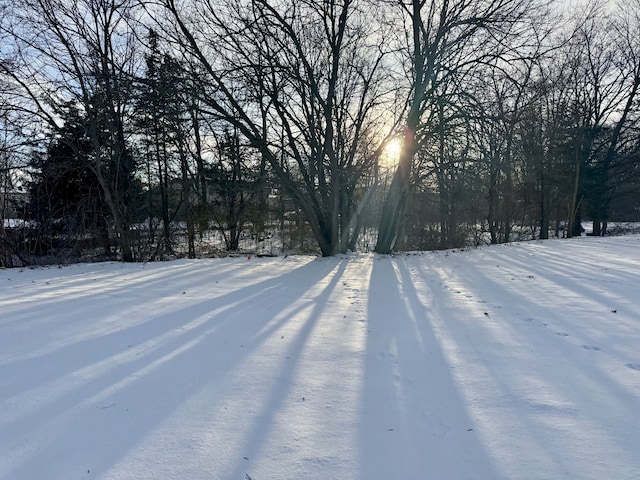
<box><xmin>375</xmin><ymin>150</ymin><xmax>411</xmax><ymax>254</ymax></box>
<box><xmin>567</xmin><ymin>143</ymin><xmax>582</xmax><ymax>239</ymax></box>
<box><xmin>375</xmin><ymin>116</ymin><xmax>419</xmax><ymax>253</ymax></box>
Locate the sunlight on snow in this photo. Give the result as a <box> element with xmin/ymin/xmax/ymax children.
<box><xmin>1</xmin><ymin>239</ymin><xmax>640</xmax><ymax>479</ymax></box>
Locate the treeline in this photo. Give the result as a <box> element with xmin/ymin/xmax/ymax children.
<box><xmin>0</xmin><ymin>0</ymin><xmax>639</xmax><ymax>265</ymax></box>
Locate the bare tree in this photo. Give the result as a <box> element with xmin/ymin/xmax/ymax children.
<box><xmin>587</xmin><ymin>0</ymin><xmax>640</xmax><ymax>235</ymax></box>
<box><xmin>473</xmin><ymin>36</ymin><xmax>553</xmax><ymax>244</ymax></box>
<box><xmin>374</xmin><ymin>0</ymin><xmax>538</xmax><ymax>253</ymax></box>
<box><xmin>0</xmin><ymin>113</ymin><xmax>25</xmax><ymax>267</ymax></box>
<box><xmin>556</xmin><ymin>1</ymin><xmax>640</xmax><ymax>238</ymax></box>
<box><xmin>0</xmin><ymin>47</ymin><xmax>36</xmax><ymax>266</ymax></box>
<box><xmin>160</xmin><ymin>0</ymin><xmax>393</xmax><ymax>256</ymax></box>
<box><xmin>0</xmin><ymin>0</ymin><xmax>140</xmax><ymax>261</ymax></box>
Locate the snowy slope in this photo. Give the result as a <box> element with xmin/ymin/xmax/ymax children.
<box><xmin>1</xmin><ymin>236</ymin><xmax>639</xmax><ymax>480</ymax></box>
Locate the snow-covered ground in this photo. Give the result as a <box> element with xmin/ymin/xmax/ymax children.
<box><xmin>1</xmin><ymin>236</ymin><xmax>639</xmax><ymax>480</ymax></box>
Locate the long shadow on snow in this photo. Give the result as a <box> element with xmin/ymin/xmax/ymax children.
<box><xmin>226</xmin><ymin>258</ymin><xmax>350</xmax><ymax>480</ymax></box>
<box><xmin>1</xmin><ymin>258</ymin><xmax>338</xmax><ymax>480</ymax></box>
<box><xmin>485</xmin><ymin>245</ymin><xmax>640</xmax><ymax>356</ymax></box>
<box><xmin>418</xmin><ymin>255</ymin><xmax>640</xmax><ymax>476</ymax></box>
<box><xmin>485</xmin><ymin>241</ymin><xmax>640</xmax><ymax>313</ymax></box>
<box><xmin>429</xmin><ymin>252</ymin><xmax>640</xmax><ymax>412</ymax></box>
<box><xmin>0</xmin><ymin>258</ymin><xmax>313</xmax><ymax>400</ymax></box>
<box><xmin>0</xmin><ymin>259</ymin><xmax>265</xmax><ymax>329</ymax></box>
<box><xmin>358</xmin><ymin>256</ymin><xmax>502</xmax><ymax>480</ymax></box>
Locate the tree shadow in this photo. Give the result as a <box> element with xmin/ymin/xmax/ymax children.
<box><xmin>412</xmin><ymin>248</ymin><xmax>640</xmax><ymax>478</ymax></box>
<box><xmin>4</xmin><ymin>247</ymin><xmax>637</xmax><ymax>479</ymax></box>
<box><xmin>225</xmin><ymin>258</ymin><xmax>350</xmax><ymax>480</ymax></box>
<box><xmin>1</xmin><ymin>257</ymin><xmax>341</xmax><ymax>480</ymax></box>
<box><xmin>358</xmin><ymin>256</ymin><xmax>502</xmax><ymax>479</ymax></box>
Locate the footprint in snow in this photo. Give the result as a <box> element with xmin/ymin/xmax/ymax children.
<box><xmin>582</xmin><ymin>345</ymin><xmax>601</xmax><ymax>351</ymax></box>
<box><xmin>524</xmin><ymin>317</ymin><xmax>549</xmax><ymax>327</ymax></box>
<box><xmin>555</xmin><ymin>332</ymin><xmax>569</xmax><ymax>337</ymax></box>
<box><xmin>626</xmin><ymin>363</ymin><xmax>640</xmax><ymax>371</ymax></box>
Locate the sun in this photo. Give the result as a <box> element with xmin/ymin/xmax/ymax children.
<box><xmin>381</xmin><ymin>137</ymin><xmax>402</xmax><ymax>169</ymax></box>
<box><xmin>384</xmin><ymin>138</ymin><xmax>402</xmax><ymax>158</ymax></box>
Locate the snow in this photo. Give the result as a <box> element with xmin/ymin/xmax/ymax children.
<box><xmin>1</xmin><ymin>236</ymin><xmax>640</xmax><ymax>480</ymax></box>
